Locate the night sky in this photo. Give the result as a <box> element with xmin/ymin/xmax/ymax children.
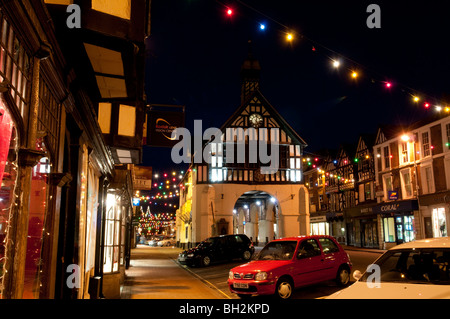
<box><xmin>143</xmin><ymin>0</ymin><xmax>450</xmax><ymax>171</ymax></box>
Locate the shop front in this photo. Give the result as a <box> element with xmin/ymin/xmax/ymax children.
<box><xmin>309</xmin><ymin>214</ymin><xmax>329</xmax><ymax>236</ymax></box>
<box><xmin>326</xmin><ymin>212</ymin><xmax>345</xmax><ymax>244</ymax></box>
<box><xmin>373</xmin><ymin>200</ymin><xmax>419</xmax><ymax>249</ymax></box>
<box><xmin>418</xmin><ymin>192</ymin><xmax>450</xmax><ymax>239</ymax></box>
<box><xmin>345</xmin><ymin>204</ymin><xmax>380</xmax><ymax>249</ymax></box>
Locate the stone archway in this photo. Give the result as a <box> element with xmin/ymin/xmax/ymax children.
<box><xmin>232</xmin><ymin>191</ymin><xmax>280</xmax><ymax>245</ymax></box>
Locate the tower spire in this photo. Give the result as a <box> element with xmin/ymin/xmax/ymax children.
<box><xmin>240</xmin><ymin>40</ymin><xmax>261</xmax><ymax>105</ymax></box>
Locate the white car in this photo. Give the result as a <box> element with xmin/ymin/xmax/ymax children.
<box><xmin>327</xmin><ymin>237</ymin><xmax>450</xmax><ymax>299</ymax></box>
<box><xmin>157</xmin><ymin>238</ymin><xmax>176</xmax><ymax>247</ymax></box>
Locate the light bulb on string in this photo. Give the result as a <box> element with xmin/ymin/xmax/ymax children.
<box><xmin>226</xmin><ymin>8</ymin><xmax>233</xmax><ymax>16</ymax></box>
<box><xmin>286</xmin><ymin>33</ymin><xmax>293</xmax><ymax>42</ymax></box>
<box><xmin>259</xmin><ymin>23</ymin><xmax>266</xmax><ymax>30</ymax></box>
<box><xmin>385</xmin><ymin>82</ymin><xmax>392</xmax><ymax>88</ymax></box>
<box><xmin>424</xmin><ymin>102</ymin><xmax>430</xmax><ymax>109</ymax></box>
<box><xmin>332</xmin><ymin>59</ymin><xmax>340</xmax><ymax>68</ymax></box>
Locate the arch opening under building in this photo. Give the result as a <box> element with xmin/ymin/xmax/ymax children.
<box><xmin>232</xmin><ymin>191</ymin><xmax>281</xmax><ymax>245</ymax></box>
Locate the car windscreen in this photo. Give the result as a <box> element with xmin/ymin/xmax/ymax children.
<box><xmin>257</xmin><ymin>241</ymin><xmax>298</xmax><ymax>260</ymax></box>
<box><xmin>359</xmin><ymin>248</ymin><xmax>450</xmax><ymax>285</ymax></box>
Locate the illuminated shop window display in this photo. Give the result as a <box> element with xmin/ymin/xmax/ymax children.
<box><xmin>0</xmin><ymin>104</ymin><xmax>18</xmax><ymax>291</ymax></box>
<box><xmin>103</xmin><ymin>193</ymin><xmax>124</xmax><ymax>273</ymax></box>
<box><xmin>432</xmin><ymin>207</ymin><xmax>447</xmax><ymax>238</ymax></box>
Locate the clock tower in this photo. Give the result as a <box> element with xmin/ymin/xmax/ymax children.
<box><xmin>176</xmin><ymin>49</ymin><xmax>310</xmax><ymax>249</ymax></box>
<box><xmin>240</xmin><ymin>40</ymin><xmax>261</xmax><ymax>105</ymax></box>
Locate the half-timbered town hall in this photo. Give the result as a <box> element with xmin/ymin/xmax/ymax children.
<box><xmin>176</xmin><ymin>50</ymin><xmax>310</xmax><ymax>248</ymax></box>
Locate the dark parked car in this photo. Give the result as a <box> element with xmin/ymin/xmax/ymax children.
<box><xmin>178</xmin><ymin>234</ymin><xmax>255</xmax><ymax>267</ymax></box>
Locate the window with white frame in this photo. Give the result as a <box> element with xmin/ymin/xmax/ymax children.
<box><xmin>383</xmin><ymin>174</ymin><xmax>393</xmax><ymax>200</ymax></box>
<box><xmin>400</xmin><ymin>169</ymin><xmax>413</xmax><ymax>198</ymax></box>
<box><xmin>422</xmin><ymin>165</ymin><xmax>434</xmax><ymax>194</ymax></box>
<box><xmin>383</xmin><ymin>146</ymin><xmax>390</xmax><ymax>169</ymax></box>
<box><xmin>401</xmin><ymin>142</ymin><xmax>408</xmax><ymax>164</ymax></box>
<box><xmin>422</xmin><ymin>132</ymin><xmax>430</xmax><ymax>157</ymax></box>
<box><xmin>446</xmin><ymin>123</ymin><xmax>450</xmax><ymax>149</ymax></box>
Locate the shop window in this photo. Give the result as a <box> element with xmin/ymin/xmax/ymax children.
<box><xmin>432</xmin><ymin>208</ymin><xmax>447</xmax><ymax>238</ymax></box>
<box><xmin>310</xmin><ymin>222</ymin><xmax>329</xmax><ymax>236</ymax></box>
<box><xmin>383</xmin><ymin>217</ymin><xmax>396</xmax><ymax>242</ymax></box>
<box><xmin>0</xmin><ymin>104</ymin><xmax>18</xmax><ymax>294</ymax></box>
<box><xmin>24</xmin><ymin>140</ymin><xmax>50</xmax><ymax>299</ymax></box>
<box><xmin>103</xmin><ymin>193</ymin><xmax>122</xmax><ymax>273</ymax></box>
<box><xmin>403</xmin><ymin>215</ymin><xmax>415</xmax><ymax>242</ymax></box>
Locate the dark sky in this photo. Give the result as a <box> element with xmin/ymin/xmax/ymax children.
<box><xmin>143</xmin><ymin>0</ymin><xmax>450</xmax><ymax>171</ymax></box>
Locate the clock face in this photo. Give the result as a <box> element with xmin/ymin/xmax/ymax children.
<box><xmin>249</xmin><ymin>113</ymin><xmax>263</xmax><ymax>128</ymax></box>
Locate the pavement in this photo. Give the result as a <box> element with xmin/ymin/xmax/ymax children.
<box><xmin>120</xmin><ymin>245</ymin><xmax>227</xmax><ymax>299</ymax></box>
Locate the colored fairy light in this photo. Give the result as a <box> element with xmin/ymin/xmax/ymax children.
<box><xmin>259</xmin><ymin>23</ymin><xmax>266</xmax><ymax>30</ymax></box>
<box><xmin>413</xmin><ymin>96</ymin><xmax>420</xmax><ymax>102</ymax></box>
<box><xmin>424</xmin><ymin>102</ymin><xmax>430</xmax><ymax>108</ymax></box>
<box><xmin>332</xmin><ymin>60</ymin><xmax>340</xmax><ymax>68</ymax></box>
<box><xmin>351</xmin><ymin>71</ymin><xmax>358</xmax><ymax>78</ymax></box>
<box><xmin>385</xmin><ymin>82</ymin><xmax>392</xmax><ymax>88</ymax></box>
<box><xmin>227</xmin><ymin>8</ymin><xmax>232</xmax><ymax>15</ymax></box>
<box><xmin>436</xmin><ymin>106</ymin><xmax>442</xmax><ymax>111</ymax></box>
<box><xmin>286</xmin><ymin>33</ymin><xmax>293</xmax><ymax>41</ymax></box>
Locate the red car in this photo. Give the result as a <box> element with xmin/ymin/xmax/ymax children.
<box><xmin>227</xmin><ymin>235</ymin><xmax>352</xmax><ymax>299</ymax></box>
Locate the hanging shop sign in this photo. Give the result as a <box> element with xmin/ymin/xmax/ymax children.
<box><xmin>132</xmin><ymin>197</ymin><xmax>140</xmax><ymax>206</ymax></box>
<box><xmin>388</xmin><ymin>190</ymin><xmax>398</xmax><ymax>200</ymax></box>
<box><xmin>147</xmin><ymin>105</ymin><xmax>185</xmax><ymax>148</ymax></box>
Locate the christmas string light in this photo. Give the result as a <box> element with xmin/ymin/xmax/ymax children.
<box><xmin>210</xmin><ymin>0</ymin><xmax>450</xmax><ymax>113</ymax></box>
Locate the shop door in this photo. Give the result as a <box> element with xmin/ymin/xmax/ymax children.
<box><xmin>362</xmin><ymin>221</ymin><xmax>378</xmax><ymax>248</ymax></box>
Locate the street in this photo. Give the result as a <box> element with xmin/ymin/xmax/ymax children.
<box><xmin>122</xmin><ymin>245</ymin><xmax>383</xmax><ymax>299</ymax></box>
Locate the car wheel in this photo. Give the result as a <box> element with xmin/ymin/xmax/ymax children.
<box><xmin>201</xmin><ymin>255</ymin><xmax>211</xmax><ymax>267</ymax></box>
<box><xmin>242</xmin><ymin>250</ymin><xmax>252</xmax><ymax>261</ymax></box>
<box><xmin>275</xmin><ymin>276</ymin><xmax>293</xmax><ymax>299</ymax></box>
<box><xmin>336</xmin><ymin>265</ymin><xmax>350</xmax><ymax>286</ymax></box>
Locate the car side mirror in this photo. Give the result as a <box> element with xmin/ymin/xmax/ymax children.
<box><xmin>353</xmin><ymin>270</ymin><xmax>362</xmax><ymax>280</ymax></box>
